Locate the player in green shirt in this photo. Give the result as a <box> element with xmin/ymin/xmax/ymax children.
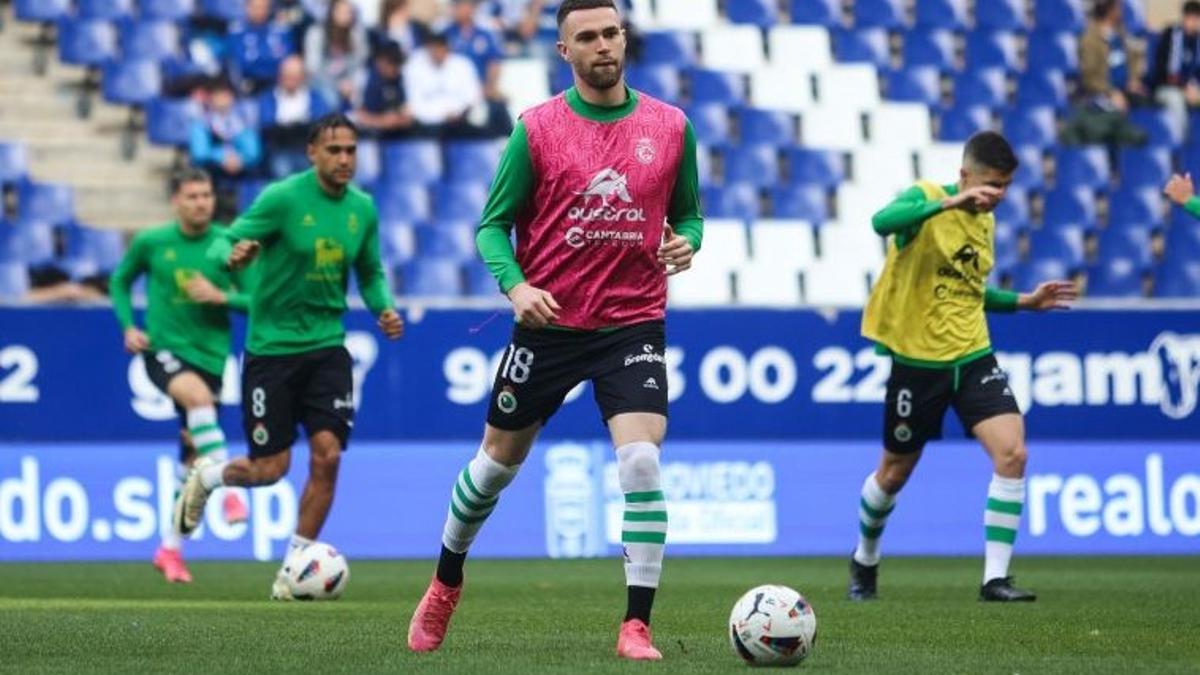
<box><xmin>176</xmin><ymin>114</ymin><xmax>403</xmax><ymax>599</ymax></box>
<box><xmin>110</xmin><ymin>168</ymin><xmax>254</xmax><ymax>583</ymax></box>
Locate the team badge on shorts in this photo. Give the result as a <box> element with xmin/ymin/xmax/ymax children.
<box><xmin>497</xmin><ymin>387</ymin><xmax>518</xmax><ymax>414</ymax></box>
<box><xmin>893</xmin><ymin>423</ymin><xmax>912</xmax><ymax>443</ymax></box>
<box><xmin>252</xmin><ymin>422</ymin><xmax>269</xmax><ymax>446</ymax></box>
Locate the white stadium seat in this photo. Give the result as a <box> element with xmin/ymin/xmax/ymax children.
<box><xmin>498</xmin><ymin>58</ymin><xmax>551</xmax><ymax>121</ymax></box>
<box><xmin>749</xmin><ymin>220</ymin><xmax>817</xmax><ymax>271</ymax></box>
<box><xmin>815</xmin><ymin>64</ymin><xmax>880</xmax><ymax>110</ymax></box>
<box><xmin>918</xmin><ymin>143</ymin><xmax>965</xmax><ymax>181</ymax></box>
<box><xmin>698</xmin><ymin>219</ymin><xmax>750</xmax><ymax>271</ymax></box>
<box><xmin>655</xmin><ymin>0</ymin><xmax>719</xmax><ymax>30</ymax></box>
<box><xmin>819</xmin><ymin>224</ymin><xmax>886</xmax><ymax>273</ymax></box>
<box><xmin>751</xmin><ymin>66</ymin><xmax>816</xmax><ymax>112</ymax></box>
<box><xmin>868</xmin><ymin>103</ymin><xmax>933</xmax><ymax>149</ymax></box>
<box><xmin>804</xmin><ymin>263</ymin><xmax>873</xmax><ymax>306</ymax></box>
<box><xmin>768</xmin><ymin>25</ymin><xmax>833</xmax><ymax>72</ymax></box>
<box><xmin>801</xmin><ymin>106</ymin><xmax>866</xmax><ymax>149</ymax></box>
<box><xmin>852</xmin><ymin>147</ymin><xmax>917</xmax><ymax>196</ymax></box>
<box><xmin>701</xmin><ymin>25</ymin><xmax>766</xmax><ymax>73</ymax></box>
<box><xmin>736</xmin><ymin>266</ymin><xmax>803</xmax><ymax>306</ymax></box>
<box><xmin>669</xmin><ymin>267</ymin><xmax>734</xmax><ymax>306</ymax></box>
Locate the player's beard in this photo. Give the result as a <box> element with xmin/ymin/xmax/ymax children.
<box><xmin>578</xmin><ymin>58</ymin><xmax>623</xmax><ymax>91</ymax></box>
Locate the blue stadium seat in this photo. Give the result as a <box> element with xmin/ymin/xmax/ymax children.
<box><xmin>1123</xmin><ymin>0</ymin><xmax>1146</xmax><ymax>35</ymax></box>
<box><xmin>832</xmin><ymin>27</ymin><xmax>890</xmax><ymax>68</ymax></box>
<box><xmin>1010</xmin><ymin>145</ymin><xmax>1045</xmax><ymax>189</ymax></box>
<box><xmin>14</xmin><ymin>0</ymin><xmax>69</xmax><ymax>23</ymax></box>
<box><xmin>381</xmin><ymin>141</ymin><xmax>443</xmax><ymax>185</ymax></box>
<box><xmin>444</xmin><ymin>141</ymin><xmax>503</xmax><ymax>185</ymax></box>
<box><xmin>17</xmin><ymin>182</ymin><xmax>74</xmax><ymax>225</ymax></box>
<box><xmin>464</xmin><ymin>261</ymin><xmax>502</xmax><ymax>298</ymax></box>
<box><xmin>1087</xmin><ymin>258</ymin><xmax>1145</xmax><ymax>297</ymax></box>
<box><xmin>994</xmin><ymin>186</ymin><xmax>1030</xmax><ymax>224</ymax></box>
<box><xmin>375</xmin><ymin>185</ymin><xmax>432</xmax><ymax>224</ymax></box>
<box><xmin>723</xmin><ymin>144</ymin><xmax>779</xmax><ymax>186</ymax></box>
<box><xmin>1165</xmin><ymin>223</ymin><xmax>1200</xmax><ymax>262</ymax></box>
<box><xmin>1055</xmin><ymin>146</ymin><xmax>1110</xmax><ymax>190</ymax></box>
<box><xmin>550</xmin><ymin>60</ymin><xmax>573</xmax><ymax>95</ymax></box>
<box><xmin>728</xmin><ymin>0</ymin><xmax>778</xmax><ymax>27</ymax></box>
<box><xmin>77</xmin><ymin>0</ymin><xmax>134</xmax><ymax>20</ymax></box>
<box><xmin>914</xmin><ymin>0</ymin><xmax>967</xmax><ymax>29</ymax></box>
<box><xmin>689</xmin><ymin>68</ymin><xmax>745</xmax><ymax>106</ymax></box>
<box><xmin>16</xmin><ymin>220</ymin><xmax>57</xmax><ymax>267</ymax></box>
<box><xmin>1154</xmin><ymin>259</ymin><xmax>1200</xmax><ymax>297</ymax></box>
<box><xmin>0</xmin><ymin>262</ymin><xmax>29</xmax><ymax>301</ymax></box>
<box><xmin>0</xmin><ymin>143</ymin><xmax>28</xmax><ymax>186</ymax></box>
<box><xmin>200</xmin><ymin>0</ymin><xmax>244</xmax><ymax>22</ymax></box>
<box><xmin>703</xmin><ymin>183</ymin><xmax>761</xmax><ymax>220</ymax></box>
<box><xmin>1109</xmin><ymin>186</ymin><xmax>1165</xmax><ymax>228</ymax></box>
<box><xmin>0</xmin><ymin>223</ymin><xmax>19</xmax><ymax>262</ymax></box>
<box><xmin>854</xmin><ymin>0</ymin><xmax>906</xmax><ymax>29</ymax></box>
<box><xmin>1030</xmin><ymin>227</ymin><xmax>1087</xmax><ymax>267</ymax></box>
<box><xmin>1043</xmin><ymin>187</ymin><xmax>1098</xmax><ymax>227</ymax></box>
<box><xmin>790</xmin><ymin>0</ymin><xmax>841</xmax><ymax>27</ymax></box>
<box><xmin>771</xmin><ymin>185</ymin><xmax>828</xmax><ymax>221</ymax></box>
<box><xmin>1129</xmin><ymin>108</ymin><xmax>1184</xmax><ymax>148</ymax></box>
<box><xmin>414</xmin><ymin>223</ymin><xmax>477</xmax><ymax>260</ymax></box>
<box><xmin>398</xmin><ymin>258</ymin><xmax>464</xmax><ymax>297</ymax></box>
<box><xmin>1034</xmin><ymin>0</ymin><xmax>1085</xmax><ymax>32</ymax></box>
<box><xmin>994</xmin><ymin>223</ymin><xmax>1021</xmax><ymax>269</ymax></box>
<box><xmin>965</xmin><ymin>30</ymin><xmax>1020</xmax><ymax>71</ymax></box>
<box><xmin>140</xmin><ymin>0</ymin><xmax>195</xmax><ymax>21</ymax></box>
<box><xmin>1016</xmin><ymin>69</ymin><xmax>1068</xmax><ymax>109</ymax></box>
<box><xmin>357</xmin><ymin>138</ymin><xmax>380</xmax><ymax>192</ymax></box>
<box><xmin>146</xmin><ymin>97</ymin><xmax>193</xmax><ymax>146</ymax></box>
<box><xmin>902</xmin><ymin>29</ymin><xmax>956</xmax><ymax>69</ymax></box>
<box><xmin>57</xmin><ymin>18</ymin><xmax>118</xmax><ymax>67</ymax></box>
<box><xmin>65</xmin><ymin>225</ymin><xmax>124</xmax><ymax>271</ymax></box>
<box><xmin>626</xmin><ymin>65</ymin><xmax>682</xmax><ymax>103</ymax></box>
<box><xmin>886</xmin><ymin>67</ymin><xmax>941</xmax><ymax>106</ymax></box>
<box><xmin>953</xmin><ymin>68</ymin><xmax>1008</xmax><ymax>108</ymax></box>
<box><xmin>938</xmin><ymin>105</ymin><xmax>992</xmax><ymax>141</ymax></box>
<box><xmin>737</xmin><ymin>107</ymin><xmax>796</xmax><ymax>146</ymax></box>
<box><xmin>433</xmin><ymin>183</ymin><xmax>489</xmax><ymax>222</ymax></box>
<box><xmin>640</xmin><ymin>31</ymin><xmax>696</xmax><ymax>67</ymax></box>
<box><xmin>237</xmin><ymin>180</ymin><xmax>268</xmax><ymax>210</ymax></box>
<box><xmin>1026</xmin><ymin>30</ymin><xmax>1079</xmax><ymax>73</ymax></box>
<box><xmin>1003</xmin><ymin>105</ymin><xmax>1058</xmax><ymax>148</ymax></box>
<box><xmin>102</xmin><ymin>58</ymin><xmax>162</xmax><ymax>106</ymax></box>
<box><xmin>120</xmin><ymin>19</ymin><xmax>179</xmax><ymax>61</ymax></box>
<box><xmin>687</xmin><ymin>103</ymin><xmax>731</xmax><ymax>145</ymax></box>
<box><xmin>786</xmin><ymin>148</ymin><xmax>846</xmax><ymax>187</ymax></box>
<box><xmin>1117</xmin><ymin>146</ymin><xmax>1172</xmax><ymax>190</ymax></box>
<box><xmin>1098</xmin><ymin>227</ymin><xmax>1154</xmax><ymax>266</ymax></box>
<box><xmin>976</xmin><ymin>0</ymin><xmax>1027</xmax><ymax>31</ymax></box>
<box><xmin>1014</xmin><ymin>258</ymin><xmax>1073</xmax><ymax>290</ymax></box>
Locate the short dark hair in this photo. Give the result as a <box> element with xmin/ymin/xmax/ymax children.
<box><xmin>963</xmin><ymin>131</ymin><xmax>1019</xmax><ymax>174</ymax></box>
<box><xmin>170</xmin><ymin>167</ymin><xmax>212</xmax><ymax>194</ymax></box>
<box><xmin>1186</xmin><ymin>1</ymin><xmax>1200</xmax><ymax>17</ymax></box>
<box><xmin>375</xmin><ymin>41</ymin><xmax>404</xmax><ymax>64</ymax></box>
<box><xmin>204</xmin><ymin>76</ymin><xmax>234</xmax><ymax>94</ymax></box>
<box><xmin>1092</xmin><ymin>0</ymin><xmax>1118</xmax><ymax>20</ymax></box>
<box><xmin>307</xmin><ymin>113</ymin><xmax>358</xmax><ymax>145</ymax></box>
<box><xmin>556</xmin><ymin>0</ymin><xmax>618</xmax><ymax>29</ymax></box>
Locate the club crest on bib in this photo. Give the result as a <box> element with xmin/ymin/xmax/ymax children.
<box><xmin>634</xmin><ymin>137</ymin><xmax>656</xmax><ymax>165</ymax></box>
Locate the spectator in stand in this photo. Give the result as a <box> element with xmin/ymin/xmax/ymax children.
<box><xmin>260</xmin><ymin>56</ymin><xmax>333</xmax><ymax>178</ymax></box>
<box><xmin>227</xmin><ymin>0</ymin><xmax>297</xmax><ymax>94</ymax></box>
<box><xmin>1062</xmin><ymin>0</ymin><xmax>1147</xmax><ymax>147</ymax></box>
<box><xmin>443</xmin><ymin>0</ymin><xmax>513</xmax><ymax>137</ymax></box>
<box><xmin>373</xmin><ymin>0</ymin><xmax>432</xmax><ymax>57</ymax></box>
<box><xmin>480</xmin><ymin>0</ymin><xmax>543</xmax><ymax>46</ymax></box>
<box><xmin>305</xmin><ymin>0</ymin><xmax>371</xmax><ymax>108</ymax></box>
<box><xmin>404</xmin><ymin>31</ymin><xmax>487</xmax><ymax>138</ymax></box>
<box><xmin>352</xmin><ymin>42</ymin><xmax>415</xmax><ymax>138</ymax></box>
<box><xmin>1150</xmin><ymin>1</ymin><xmax>1200</xmax><ymax>139</ymax></box>
<box><xmin>190</xmin><ymin>78</ymin><xmax>261</xmax><ymax>218</ymax></box>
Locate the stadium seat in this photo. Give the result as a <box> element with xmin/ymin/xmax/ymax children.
<box><xmin>1016</xmin><ymin>69</ymin><xmax>1068</xmax><ymax>109</ymax></box>
<box><xmin>698</xmin><ymin>219</ymin><xmax>750</xmax><ymax>271</ymax></box>
<box><xmin>355</xmin><ymin>138</ymin><xmax>380</xmax><ymax>191</ymax></box>
<box><xmin>1014</xmin><ymin>257</ymin><xmax>1073</xmax><ymax>291</ymax></box>
<box><xmin>626</xmin><ymin>65</ymin><xmax>681</xmax><ymax>103</ymax></box>
<box><xmin>102</xmin><ymin>58</ymin><xmax>162</xmax><ymax>106</ymax></box>
<box><xmin>1165</xmin><ymin>223</ymin><xmax>1200</xmax><ymax>262</ymax></box>
<box><xmin>1030</xmin><ymin>227</ymin><xmax>1087</xmax><ymax>267</ymax></box>
<box><xmin>145</xmin><ymin>97</ymin><xmax>193</xmax><ymax>147</ymax></box>
<box><xmin>382</xmin><ymin>141</ymin><xmax>443</xmax><ymax>185</ymax></box>
<box><xmin>819</xmin><ymin>224</ymin><xmax>887</xmax><ymax>270</ymax></box>
<box><xmin>414</xmin><ymin>223</ymin><xmax>477</xmax><ymax>260</ymax></box>
<box><xmin>701</xmin><ymin>25</ymin><xmax>765</xmax><ymax>73</ymax></box>
<box><xmin>771</xmin><ymin>185</ymin><xmax>828</xmax><ymax>221</ymax></box>
<box><xmin>994</xmin><ymin>186</ymin><xmax>1031</xmax><ymax>224</ymax></box>
<box><xmin>749</xmin><ymin>220</ymin><xmax>817</xmax><ymax>270</ymax></box>
<box><xmin>17</xmin><ymin>182</ymin><xmax>74</xmax><ymax>225</ymax></box>
<box><xmin>914</xmin><ymin>0</ymin><xmax>968</xmax><ymax>29</ymax></box>
<box><xmin>736</xmin><ymin>266</ymin><xmax>803</xmax><ymax>306</ymax></box>
<box><xmin>1109</xmin><ymin>187</ymin><xmax>1165</xmax><ymax>228</ymax></box>
<box><xmin>965</xmin><ymin>30</ymin><xmax>1020</xmax><ymax>72</ymax></box>
<box><xmin>917</xmin><ymin>142</ymin><xmax>964</xmax><ymax>179</ymax></box>
<box><xmin>993</xmin><ymin>224</ymin><xmax>1021</xmax><ymax>269</ymax></box>
<box><xmin>639</xmin><ymin>31</ymin><xmax>696</xmax><ymax>67</ymax></box>
<box><xmin>953</xmin><ymin>68</ymin><xmax>1008</xmax><ymax>108</ymax></box>
<box><xmin>237</xmin><ymin>180</ymin><xmax>267</xmax><ymax>210</ymax></box>
<box><xmin>120</xmin><ymin>19</ymin><xmax>179</xmax><ymax>61</ymax></box>
<box><xmin>399</xmin><ymin>258</ymin><xmax>464</xmax><ymax>297</ymax></box>
<box><xmin>0</xmin><ymin>262</ymin><xmax>29</xmax><ymax>301</ymax></box>
<box><xmin>1034</xmin><ymin>0</ymin><xmax>1085</xmax><ymax>32</ymax></box>
<box><xmin>1055</xmin><ymin>146</ymin><xmax>1110</xmax><ymax>190</ymax></box>
<box><xmin>1122</xmin><ymin>0</ymin><xmax>1147</xmax><ymax>35</ymax></box>
<box><xmin>688</xmin><ymin>103</ymin><xmax>732</xmax><ymax>145</ymax></box>
<box><xmin>1154</xmin><ymin>259</ymin><xmax>1200</xmax><ymax>297</ymax></box>
<box><xmin>379</xmin><ymin>222</ymin><xmax>416</xmax><ymax>263</ymax></box>
<box><xmin>444</xmin><ymin>140</ymin><xmax>503</xmax><ymax>185</ymax></box>
<box><xmin>786</xmin><ymin>148</ymin><xmax>846</xmax><ymax>187</ymax></box>
<box><xmin>1099</xmin><ymin>227</ymin><xmax>1154</xmax><ymax>266</ymax></box>
<box><xmin>737</xmin><ymin>107</ymin><xmax>796</xmax><ymax>146</ymax></box>
<box><xmin>1042</xmin><ymin>187</ymin><xmax>1098</xmax><ymax>227</ymax></box>
<box><xmin>1086</xmin><ymin>258</ymin><xmax>1145</xmax><ymax>297</ymax></box>
<box><xmin>901</xmin><ymin>29</ymin><xmax>956</xmax><ymax>69</ymax></box>
<box><xmin>852</xmin><ymin>146</ymin><xmax>918</xmax><ymax>195</ymax></box>
<box><xmin>976</xmin><ymin>0</ymin><xmax>1028</xmax><ymax>31</ymax></box>
<box><xmin>886</xmin><ymin>67</ymin><xmax>941</xmax><ymax>106</ymax></box>
<box><xmin>832</xmin><ymin>27</ymin><xmax>889</xmax><ymax>68</ymax></box>
<box><xmin>14</xmin><ymin>0</ymin><xmax>69</xmax><ymax>23</ymax></box>
<box><xmin>668</xmin><ymin>267</ymin><xmax>733</xmax><ymax>305</ymax></box>
<box><xmin>689</xmin><ymin>68</ymin><xmax>745</xmax><ymax>106</ymax></box>
<box><xmin>433</xmin><ymin>183</ymin><xmax>489</xmax><ymax>222</ymax></box>
<box><xmin>697</xmin><ymin>144</ymin><xmax>715</xmax><ymax>187</ymax></box>
<box><xmin>464</xmin><ymin>260</ymin><xmax>502</xmax><ymax>298</ymax></box>
<box><xmin>804</xmin><ymin>263</ymin><xmax>872</xmax><ymax>306</ymax></box>
<box><xmin>1010</xmin><ymin>145</ymin><xmax>1045</xmax><ymax>189</ymax></box>
<box><xmin>1003</xmin><ymin>105</ymin><xmax>1058</xmax><ymax>148</ymax></box>
<box><xmin>790</xmin><ymin>0</ymin><xmax>841</xmax><ymax>27</ymax></box>
<box><xmin>723</xmin><ymin>145</ymin><xmax>780</xmax><ymax>187</ymax></box>
<box><xmin>854</xmin><ymin>0</ymin><xmax>907</xmax><ymax>29</ymax></box>
<box><xmin>140</xmin><ymin>0</ymin><xmax>195</xmax><ymax>21</ymax></box>
<box><xmin>1026</xmin><ymin>30</ymin><xmax>1079</xmax><ymax>73</ymax></box>
<box><xmin>498</xmin><ymin>58</ymin><xmax>551</xmax><ymax>121</ymax></box>
<box><xmin>749</xmin><ymin>66</ymin><xmax>815</xmax><ymax>112</ymax></box>
<box><xmin>376</xmin><ymin>185</ymin><xmax>432</xmax><ymax>224</ymax></box>
<box><xmin>869</xmin><ymin>103</ymin><xmax>933</xmax><ymax>148</ymax></box>
<box><xmin>15</xmin><ymin>220</ymin><xmax>57</xmax><ymax>267</ymax></box>
<box><xmin>0</xmin><ymin>143</ymin><xmax>28</xmax><ymax>186</ymax></box>
<box><xmin>939</xmin><ymin>105</ymin><xmax>993</xmax><ymax>141</ymax></box>
<box><xmin>1129</xmin><ymin>108</ymin><xmax>1185</xmax><ymax>149</ymax></box>
<box><xmin>801</xmin><ymin>106</ymin><xmax>866</xmax><ymax>149</ymax></box>
<box><xmin>57</xmin><ymin>18</ymin><xmax>118</xmax><ymax>68</ymax></box>
<box><xmin>65</xmin><ymin>225</ymin><xmax>124</xmax><ymax>271</ymax></box>
<box><xmin>703</xmin><ymin>183</ymin><xmax>761</xmax><ymax>221</ymax></box>
<box><xmin>654</xmin><ymin>0</ymin><xmax>718</xmax><ymax>30</ymax></box>
<box><xmin>1117</xmin><ymin>146</ymin><xmax>1172</xmax><ymax>190</ymax></box>
<box><xmin>77</xmin><ymin>0</ymin><xmax>133</xmax><ymax>20</ymax></box>
<box><xmin>767</xmin><ymin>25</ymin><xmax>833</xmax><ymax>72</ymax></box>
<box><xmin>816</xmin><ymin>64</ymin><xmax>881</xmax><ymax>110</ymax></box>
<box><xmin>199</xmin><ymin>0</ymin><xmax>245</xmax><ymax>22</ymax></box>
<box><xmin>728</xmin><ymin>0</ymin><xmax>778</xmax><ymax>28</ymax></box>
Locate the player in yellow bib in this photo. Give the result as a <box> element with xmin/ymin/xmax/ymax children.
<box><xmin>849</xmin><ymin>132</ymin><xmax>1078</xmax><ymax>602</ymax></box>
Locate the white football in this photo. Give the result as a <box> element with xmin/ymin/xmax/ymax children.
<box><xmin>283</xmin><ymin>542</ymin><xmax>350</xmax><ymax>600</ymax></box>
<box><xmin>729</xmin><ymin>584</ymin><xmax>817</xmax><ymax>666</ymax></box>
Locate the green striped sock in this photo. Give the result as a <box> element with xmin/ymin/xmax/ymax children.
<box><xmin>984</xmin><ymin>474</ymin><xmax>1025</xmax><ymax>583</ymax></box>
<box><xmin>622</xmin><ymin>489</ymin><xmax>667</xmax><ymax>586</ymax></box>
<box><xmin>441</xmin><ymin>448</ymin><xmax>519</xmax><ymax>553</ymax></box>
<box><xmin>186</xmin><ymin>407</ymin><xmax>227</xmax><ymax>462</ymax></box>
<box><xmin>854</xmin><ymin>472</ymin><xmax>895</xmax><ymax>566</ymax></box>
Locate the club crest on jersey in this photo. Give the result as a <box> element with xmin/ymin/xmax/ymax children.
<box><xmin>634</xmin><ymin>138</ymin><xmax>656</xmax><ymax>165</ymax></box>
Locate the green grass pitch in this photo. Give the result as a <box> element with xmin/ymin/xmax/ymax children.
<box><xmin>2</xmin><ymin>556</ymin><xmax>1197</xmax><ymax>674</ymax></box>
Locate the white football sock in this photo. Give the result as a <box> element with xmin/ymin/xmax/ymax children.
<box><xmin>618</xmin><ymin>442</ymin><xmax>667</xmax><ymax>589</ymax></box>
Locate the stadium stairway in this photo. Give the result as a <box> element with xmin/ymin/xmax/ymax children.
<box><xmin>0</xmin><ymin>9</ymin><xmax>172</xmax><ymax>231</ymax></box>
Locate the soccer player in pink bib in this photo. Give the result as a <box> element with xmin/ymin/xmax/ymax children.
<box><xmin>407</xmin><ymin>0</ymin><xmax>703</xmax><ymax>661</ymax></box>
